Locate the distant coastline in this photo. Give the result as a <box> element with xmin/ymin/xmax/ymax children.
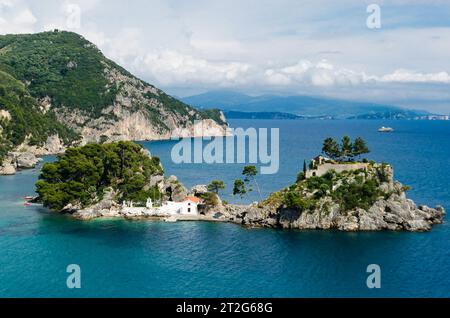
<box><xmin>224</xmin><ymin>110</ymin><xmax>449</xmax><ymax>120</ymax></box>
<box><xmin>182</xmin><ymin>90</ymin><xmax>449</xmax><ymax>120</ymax></box>
<box><xmin>224</xmin><ymin>111</ymin><xmax>332</xmax><ymax>120</ymax></box>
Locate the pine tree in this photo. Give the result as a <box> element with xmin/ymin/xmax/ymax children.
<box><xmin>353</xmin><ymin>137</ymin><xmax>370</xmax><ymax>159</ymax></box>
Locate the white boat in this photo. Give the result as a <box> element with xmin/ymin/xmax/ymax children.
<box><xmin>378</xmin><ymin>126</ymin><xmax>394</xmax><ymax>133</ymax></box>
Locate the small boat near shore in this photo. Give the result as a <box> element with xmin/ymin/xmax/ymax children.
<box><xmin>378</xmin><ymin>126</ymin><xmax>395</xmax><ymax>133</ymax></box>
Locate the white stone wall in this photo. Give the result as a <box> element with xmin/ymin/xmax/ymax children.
<box><xmin>306</xmin><ymin>163</ymin><xmax>369</xmax><ymax>178</ymax></box>
<box><xmin>122</xmin><ymin>201</ymin><xmax>198</xmax><ymax>216</ymax></box>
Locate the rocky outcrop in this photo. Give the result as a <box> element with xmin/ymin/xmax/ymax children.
<box><xmin>0</xmin><ymin>151</ymin><xmax>43</xmax><ymax>175</ymax></box>
<box><xmin>52</xmin><ymin>63</ymin><xmax>228</xmax><ymax>144</ymax></box>
<box><xmin>225</xmin><ymin>196</ymin><xmax>444</xmax><ymax>232</ymax></box>
<box><xmin>69</xmin><ymin>188</ymin><xmax>123</xmax><ymax>221</ymax></box>
<box><xmin>222</xmin><ymin>164</ymin><xmax>446</xmax><ymax>232</ymax></box>
<box><xmin>0</xmin><ymin>134</ymin><xmax>66</xmax><ymax>175</ymax></box>
<box><xmin>0</xmin><ymin>162</ymin><xmax>16</xmax><ymax>175</ymax></box>
<box><xmin>148</xmin><ymin>174</ymin><xmax>188</xmax><ymax>202</ymax></box>
<box><xmin>190</xmin><ymin>185</ymin><xmax>209</xmax><ymax>196</ymax></box>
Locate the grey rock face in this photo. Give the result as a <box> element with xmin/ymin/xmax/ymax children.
<box><xmin>0</xmin><ymin>152</ymin><xmax>42</xmax><ymax>175</ymax></box>
<box><xmin>224</xmin><ymin>192</ymin><xmax>445</xmax><ymax>232</ymax></box>
<box><xmin>71</xmin><ymin>188</ymin><xmax>121</xmax><ymax>220</ymax></box>
<box><xmin>52</xmin><ymin>65</ymin><xmax>228</xmax><ymax>145</ymax></box>
<box><xmin>0</xmin><ymin>163</ymin><xmax>16</xmax><ymax>175</ymax></box>
<box><xmin>191</xmin><ymin>185</ymin><xmax>208</xmax><ymax>196</ymax></box>
<box><xmin>14</xmin><ymin>152</ymin><xmax>42</xmax><ymax>169</ymax></box>
<box><xmin>148</xmin><ymin>174</ymin><xmax>188</xmax><ymax>202</ymax></box>
<box><xmin>222</xmin><ymin>164</ymin><xmax>445</xmax><ymax>232</ymax></box>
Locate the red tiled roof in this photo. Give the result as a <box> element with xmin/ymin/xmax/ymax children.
<box><xmin>185</xmin><ymin>196</ymin><xmax>202</xmax><ymax>203</ymax></box>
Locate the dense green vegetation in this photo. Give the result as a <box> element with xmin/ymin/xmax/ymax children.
<box><xmin>322</xmin><ymin>136</ymin><xmax>370</xmax><ymax>162</ymax></box>
<box><xmin>199</xmin><ymin>109</ymin><xmax>227</xmax><ymax>126</ymax></box>
<box><xmin>264</xmin><ymin>135</ymin><xmax>389</xmax><ymax>214</ymax></box>
<box><xmin>276</xmin><ymin>168</ymin><xmax>384</xmax><ymax>213</ymax></box>
<box><xmin>0</xmin><ymin>30</ymin><xmax>226</xmax><ymax>166</ymax></box>
<box><xmin>0</xmin><ymin>31</ymin><xmax>119</xmax><ymax>116</ymax></box>
<box><xmin>0</xmin><ymin>70</ymin><xmax>80</xmax><ymax>162</ymax></box>
<box><xmin>0</xmin><ymin>31</ymin><xmax>226</xmax><ymax>123</ymax></box>
<box><xmin>36</xmin><ymin>141</ymin><xmax>164</xmax><ymax>211</ymax></box>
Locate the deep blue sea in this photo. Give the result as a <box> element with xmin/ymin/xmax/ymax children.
<box><xmin>1</xmin><ymin>119</ymin><xmax>449</xmax><ymax>298</ymax></box>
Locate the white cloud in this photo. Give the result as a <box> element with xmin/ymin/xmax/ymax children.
<box><xmin>264</xmin><ymin>60</ymin><xmax>364</xmax><ymax>87</ymax></box>
<box><xmin>263</xmin><ymin>60</ymin><xmax>450</xmax><ymax>89</ymax></box>
<box><xmin>379</xmin><ymin>70</ymin><xmax>450</xmax><ymax>84</ymax></box>
<box><xmin>0</xmin><ymin>0</ymin><xmax>37</xmax><ymax>34</ymax></box>
<box><xmin>141</xmin><ymin>49</ymin><xmax>251</xmax><ymax>87</ymax></box>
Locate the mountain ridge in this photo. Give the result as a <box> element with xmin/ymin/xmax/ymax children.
<box><xmin>182</xmin><ymin>90</ymin><xmax>432</xmax><ymax>119</ymax></box>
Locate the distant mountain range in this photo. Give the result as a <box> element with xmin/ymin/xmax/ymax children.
<box><xmin>223</xmin><ymin>111</ymin><xmax>331</xmax><ymax>120</ymax></box>
<box><xmin>182</xmin><ymin>91</ymin><xmax>433</xmax><ymax>120</ymax></box>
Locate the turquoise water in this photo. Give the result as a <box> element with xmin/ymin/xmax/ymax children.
<box><xmin>0</xmin><ymin>119</ymin><xmax>449</xmax><ymax>297</ymax></box>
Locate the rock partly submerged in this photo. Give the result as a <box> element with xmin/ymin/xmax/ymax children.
<box><xmin>0</xmin><ymin>134</ymin><xmax>66</xmax><ymax>175</ymax></box>
<box><xmin>0</xmin><ymin>151</ymin><xmax>43</xmax><ymax>175</ymax></box>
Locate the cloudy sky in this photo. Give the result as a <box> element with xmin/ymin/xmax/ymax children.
<box><xmin>1</xmin><ymin>0</ymin><xmax>450</xmax><ymax>113</ymax></box>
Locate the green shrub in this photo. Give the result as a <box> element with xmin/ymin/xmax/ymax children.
<box><xmin>283</xmin><ymin>189</ymin><xmax>316</xmax><ymax>211</ymax></box>
<box><xmin>200</xmin><ymin>192</ymin><xmax>220</xmax><ymax>207</ymax></box>
<box><xmin>36</xmin><ymin>141</ymin><xmax>163</xmax><ymax>211</ymax></box>
<box><xmin>332</xmin><ymin>179</ymin><xmax>382</xmax><ymax>211</ymax></box>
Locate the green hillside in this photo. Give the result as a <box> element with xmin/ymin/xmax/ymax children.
<box><xmin>0</xmin><ymin>30</ymin><xmax>225</xmax><ymax>165</ymax></box>
<box><xmin>0</xmin><ymin>30</ymin><xmax>222</xmax><ymax>120</ymax></box>
<box><xmin>0</xmin><ymin>70</ymin><xmax>80</xmax><ymax>162</ymax></box>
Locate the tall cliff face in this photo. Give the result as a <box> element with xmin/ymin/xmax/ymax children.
<box><xmin>53</xmin><ymin>62</ymin><xmax>228</xmax><ymax>143</ymax></box>
<box><xmin>0</xmin><ymin>30</ymin><xmax>227</xmax><ymax>149</ymax></box>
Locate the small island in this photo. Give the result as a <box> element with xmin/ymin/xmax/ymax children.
<box><xmin>34</xmin><ymin>138</ymin><xmax>445</xmax><ymax>232</ymax></box>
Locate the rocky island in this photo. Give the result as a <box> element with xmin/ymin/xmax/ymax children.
<box><xmin>223</xmin><ymin>162</ymin><xmax>445</xmax><ymax>232</ymax></box>
<box><xmin>34</xmin><ymin>138</ymin><xmax>445</xmax><ymax>232</ymax></box>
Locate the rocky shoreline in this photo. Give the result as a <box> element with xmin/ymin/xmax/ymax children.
<box><xmin>224</xmin><ymin>197</ymin><xmax>445</xmax><ymax>232</ymax></box>
<box><xmin>68</xmin><ymin>195</ymin><xmax>445</xmax><ymax>232</ymax></box>
<box><xmin>0</xmin><ymin>119</ymin><xmax>229</xmax><ymax>176</ymax></box>
<box><xmin>67</xmin><ymin>176</ymin><xmax>445</xmax><ymax>232</ymax></box>
<box><xmin>0</xmin><ymin>134</ymin><xmax>66</xmax><ymax>175</ymax></box>
<box><xmin>0</xmin><ymin>152</ymin><xmax>43</xmax><ymax>175</ymax></box>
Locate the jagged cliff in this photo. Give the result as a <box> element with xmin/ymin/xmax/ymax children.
<box><xmin>0</xmin><ymin>31</ymin><xmax>227</xmax><ymax>175</ymax></box>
